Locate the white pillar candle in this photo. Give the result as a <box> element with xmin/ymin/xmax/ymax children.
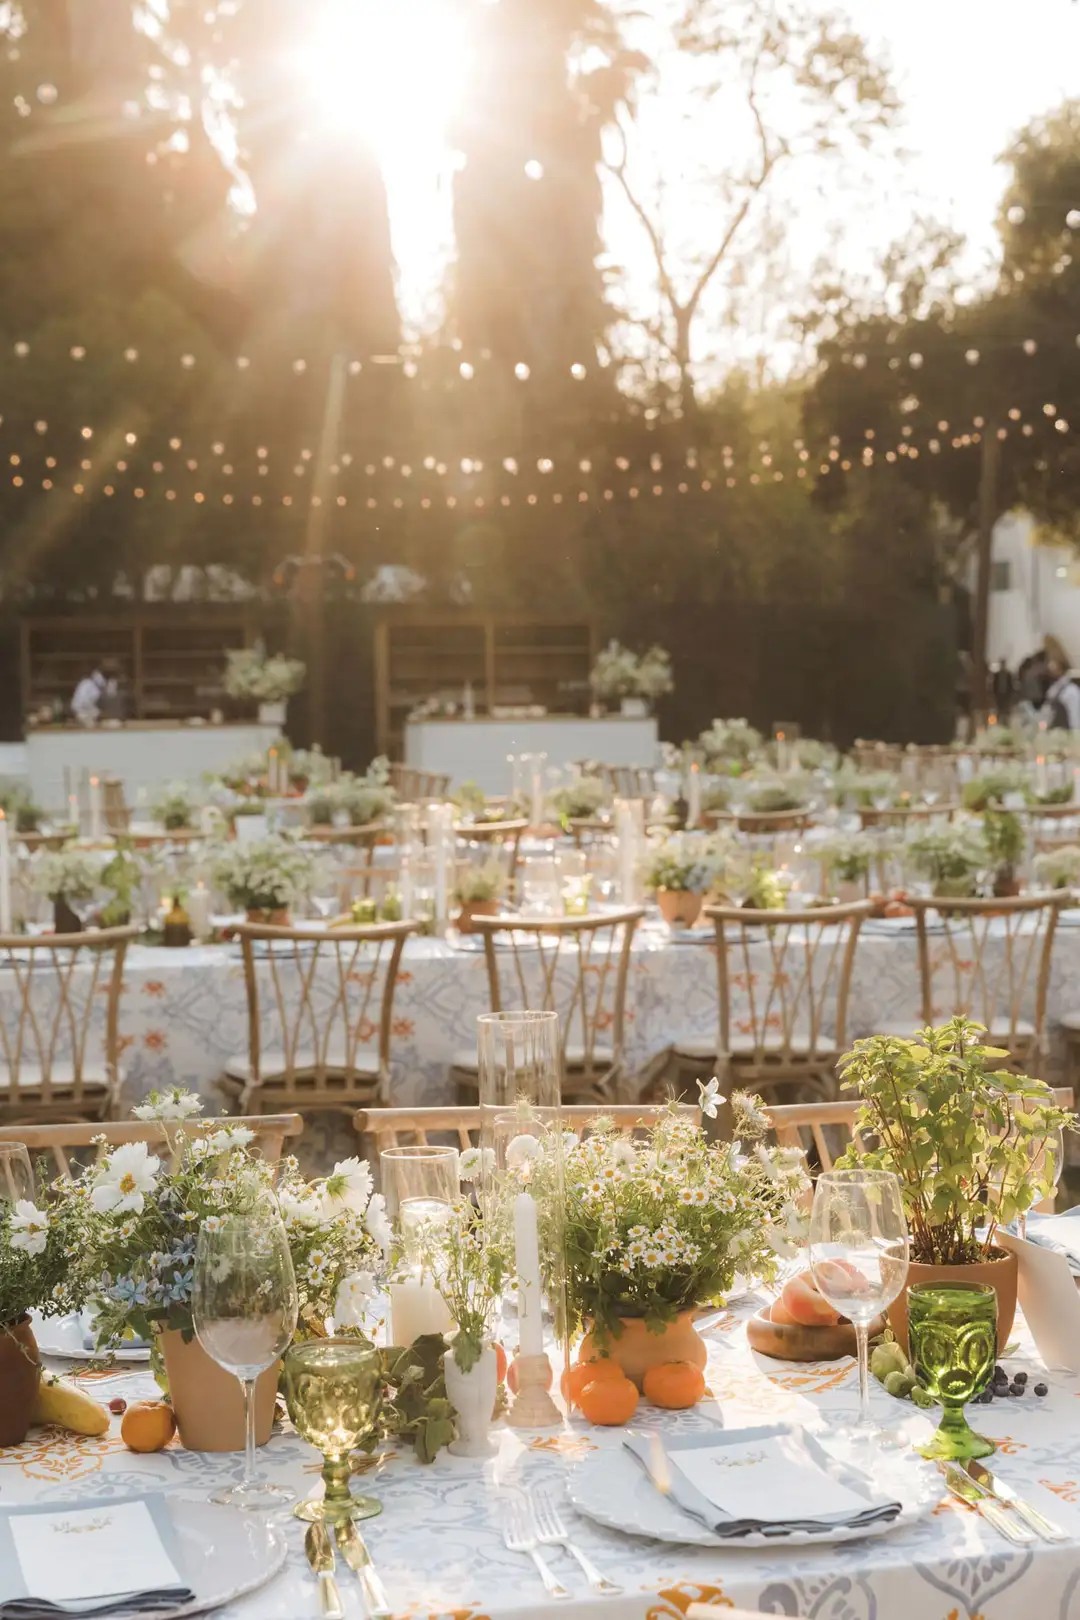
<box><xmin>775</xmin><ymin>730</ymin><xmax>789</xmax><ymax>775</ymax></box>
<box><xmin>187</xmin><ymin>881</ymin><xmax>212</xmax><ymax>942</ymax></box>
<box><xmin>530</xmin><ymin>762</ymin><xmax>544</xmax><ymax>829</ymax></box>
<box><xmin>514</xmin><ymin>1190</ymin><xmax>544</xmax><ymax>1357</ymax></box>
<box><xmin>89</xmin><ymin>775</ymin><xmax>103</xmax><ymax>840</ymax></box>
<box><xmin>1036</xmin><ymin>755</ymin><xmax>1049</xmax><ymax>797</ymax></box>
<box><xmin>0</xmin><ymin>811</ymin><xmax>11</xmax><ymax>934</ymax></box>
<box><xmin>389</xmin><ymin>1271</ymin><xmax>453</xmax><ymax>1346</ymax></box>
<box><xmin>687</xmin><ymin>762</ymin><xmax>702</xmax><ymax>829</ymax></box>
<box><xmin>67</xmin><ymin>792</ymin><xmax>79</xmax><ymax>832</ymax></box>
<box><xmin>268</xmin><ymin>748</ymin><xmax>278</xmax><ymax>796</ymax></box>
<box><xmin>432</xmin><ymin>805</ymin><xmax>449</xmax><ymax>931</ymax></box>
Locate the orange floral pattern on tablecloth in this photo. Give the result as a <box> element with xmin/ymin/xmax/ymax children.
<box><xmin>1040</xmin><ymin>1476</ymin><xmax>1080</xmax><ymax>1503</ymax></box>
<box><xmin>143</xmin><ymin>1030</ymin><xmax>167</xmax><ymax>1050</ymax></box>
<box><xmin>986</xmin><ymin>1434</ymin><xmax>1026</xmax><ymax>1455</ymax></box>
<box><xmin>392</xmin><ymin>1607</ymin><xmax>491</xmax><ymax>1620</ymax></box>
<box><xmin>0</xmin><ymin>1425</ymin><xmax>128</xmax><ymax>1483</ymax></box>
<box><xmin>141</xmin><ymin>981</ymin><xmax>166</xmax><ymax>997</ymax></box>
<box><xmin>646</xmin><ymin>1583</ymin><xmax>731</xmax><ymax>1617</ymax></box>
<box><xmin>529</xmin><ymin>1434</ymin><xmax>597</xmax><ymax>1459</ymax></box>
<box><xmin>752</xmin><ymin>1359</ymin><xmax>854</xmax><ymax>1396</ymax></box>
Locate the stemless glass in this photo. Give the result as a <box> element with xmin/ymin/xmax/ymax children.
<box><xmin>193</xmin><ymin>1209</ymin><xmax>298</xmax><ymax>1510</ymax></box>
<box><xmin>0</xmin><ymin>1142</ymin><xmax>34</xmax><ymax>1206</ymax></box>
<box><xmin>284</xmin><ymin>1338</ymin><xmax>384</xmax><ymax>1523</ymax></box>
<box><xmin>809</xmin><ymin>1169</ymin><xmax>909</xmax><ymax>1442</ymax></box>
<box><xmin>908</xmin><ymin>1282</ymin><xmax>997</xmax><ymax>1461</ymax></box>
<box><xmin>381</xmin><ymin>1144</ymin><xmax>458</xmax><ymax>1344</ymax></box>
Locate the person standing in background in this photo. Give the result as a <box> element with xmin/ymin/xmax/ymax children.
<box><xmin>71</xmin><ymin>664</ymin><xmax>106</xmax><ymax>725</ymax></box>
<box><xmin>1042</xmin><ymin>636</ymin><xmax>1080</xmax><ymax>730</ymax></box>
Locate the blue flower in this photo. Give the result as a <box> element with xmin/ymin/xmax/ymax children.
<box><xmin>108</xmin><ymin>1276</ymin><xmax>148</xmax><ymax>1307</ymax></box>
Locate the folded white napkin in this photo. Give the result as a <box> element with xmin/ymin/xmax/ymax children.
<box><xmin>0</xmin><ymin>1496</ymin><xmax>192</xmax><ymax>1619</ymax></box>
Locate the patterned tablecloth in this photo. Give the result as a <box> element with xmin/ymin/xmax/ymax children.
<box><xmin>23</xmin><ymin>914</ymin><xmax>1080</xmax><ymax>1114</ymax></box>
<box><xmin>7</xmin><ymin>1296</ymin><xmax>1080</xmax><ymax>1620</ymax></box>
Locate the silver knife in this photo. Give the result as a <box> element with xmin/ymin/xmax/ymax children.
<box><xmin>305</xmin><ymin>1521</ymin><xmax>346</xmax><ymax>1619</ymax></box>
<box><xmin>336</xmin><ymin>1517</ymin><xmax>392</xmax><ymax>1619</ymax></box>
<box><xmin>966</xmin><ymin>1459</ymin><xmax>1068</xmax><ymax>1542</ymax></box>
<box><xmin>939</xmin><ymin>1462</ymin><xmax>1035</xmax><ymax>1545</ymax></box>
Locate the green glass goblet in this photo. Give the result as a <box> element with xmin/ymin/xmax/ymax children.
<box><xmin>284</xmin><ymin>1338</ymin><xmax>383</xmax><ymax>1523</ymax></box>
<box><xmin>908</xmin><ymin>1281</ymin><xmax>997</xmax><ymax>1461</ymax></box>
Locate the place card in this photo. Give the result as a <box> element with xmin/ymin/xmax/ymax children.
<box><xmin>2</xmin><ymin>1498</ymin><xmax>184</xmax><ymax>1606</ymax></box>
<box><xmin>669</xmin><ymin>1433</ymin><xmax>870</xmax><ymax>1523</ymax></box>
<box><xmin>997</xmin><ymin>1230</ymin><xmax>1080</xmax><ymax>1372</ymax></box>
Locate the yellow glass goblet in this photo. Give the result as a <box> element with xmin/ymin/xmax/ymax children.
<box><xmin>284</xmin><ymin>1337</ymin><xmax>383</xmax><ymax>1523</ymax></box>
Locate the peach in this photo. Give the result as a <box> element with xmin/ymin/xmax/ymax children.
<box><xmin>779</xmin><ymin>1270</ymin><xmax>842</xmax><ymax>1327</ymax></box>
<box><xmin>768</xmin><ymin>1296</ymin><xmax>799</xmax><ymax>1326</ymax></box>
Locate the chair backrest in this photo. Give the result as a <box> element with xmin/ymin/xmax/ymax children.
<box><xmin>0</xmin><ymin>1113</ymin><xmax>303</xmax><ymax>1181</ymax></box>
<box><xmin>604</xmin><ymin>765</ymin><xmax>655</xmax><ymax>800</ymax></box>
<box><xmin>303</xmin><ymin>823</ymin><xmax>388</xmax><ymax>853</ymax></box>
<box><xmin>908</xmin><ymin>894</ymin><xmax>1061</xmax><ymax>1049</ymax></box>
<box><xmin>851</xmin><ymin>740</ymin><xmax>905</xmax><ymax>772</ymax></box>
<box><xmin>856</xmin><ymin>803</ymin><xmax>957</xmax><ymax>830</ymax></box>
<box><xmin>387</xmin><ymin>763</ymin><xmax>451</xmax><ymax>802</ymax></box>
<box><xmin>705</xmin><ymin>902</ymin><xmax>868</xmax><ymax>1067</ymax></box>
<box><xmin>455</xmin><ymin>820</ymin><xmax>528</xmax><ymax>885</ymax></box>
<box><xmin>354</xmin><ymin>1102</ymin><xmax>701</xmax><ymax>1156</ymax></box>
<box><xmin>0</xmin><ymin>927</ymin><xmax>136</xmax><ymax>1115</ymax></box>
<box><xmin>236</xmin><ymin>920</ymin><xmax>415</xmax><ymax>1100</ymax></box>
<box><xmin>473</xmin><ymin>907</ymin><xmax>644</xmax><ymax>1089</ymax></box>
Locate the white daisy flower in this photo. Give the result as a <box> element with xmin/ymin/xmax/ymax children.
<box><xmin>714</xmin><ymin>1189</ymin><xmax>737</xmax><ymax>1213</ymax></box>
<box><xmin>203</xmin><ymin>1215</ymin><xmax>223</xmax><ymax>1234</ymax></box>
<box><xmin>610</xmin><ymin>1139</ymin><xmax>637</xmax><ymax>1168</ymax></box>
<box><xmin>323</xmin><ymin>1156</ymin><xmax>373</xmax><ymax>1215</ymax></box>
<box><xmin>678</xmin><ymin>1186</ymin><xmax>696</xmax><ymax>1205</ymax></box>
<box><xmin>90</xmin><ymin>1142</ymin><xmax>160</xmax><ymax>1215</ymax></box>
<box><xmin>333</xmin><ymin>1269</ymin><xmax>375</xmax><ymax>1327</ymax></box>
<box><xmin>9</xmin><ymin>1200</ymin><xmax>49</xmax><ymax>1256</ymax></box>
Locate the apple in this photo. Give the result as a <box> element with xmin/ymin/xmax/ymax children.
<box><xmin>779</xmin><ymin>1270</ymin><xmax>842</xmax><ymax>1327</ymax></box>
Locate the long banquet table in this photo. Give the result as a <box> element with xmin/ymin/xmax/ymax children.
<box><xmin>32</xmin><ymin>915</ymin><xmax>1080</xmax><ymax>1113</ymax></box>
<box><xmin>9</xmin><ymin>1293</ymin><xmax>1080</xmax><ymax>1618</ymax></box>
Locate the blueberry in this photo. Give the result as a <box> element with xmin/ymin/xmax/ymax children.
<box><xmin>1035</xmin><ymin>1383</ymin><xmax>1049</xmax><ymax>1397</ymax></box>
<box><xmin>994</xmin><ymin>1364</ymin><xmax>1006</xmax><ymax>1381</ymax></box>
<box><xmin>1015</xmin><ymin>1372</ymin><xmax>1028</xmax><ymax>1386</ymax></box>
<box><xmin>1009</xmin><ymin>1385</ymin><xmax>1023</xmax><ymax>1397</ymax></box>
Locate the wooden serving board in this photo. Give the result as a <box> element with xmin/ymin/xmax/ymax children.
<box><xmin>745</xmin><ymin>1307</ymin><xmax>885</xmax><ymax>1363</ymax></box>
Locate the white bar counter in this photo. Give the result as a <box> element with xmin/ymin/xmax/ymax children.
<box><xmin>405</xmin><ymin>715</ymin><xmax>659</xmax><ymax>792</ymax></box>
<box><xmin>26</xmin><ymin>721</ymin><xmax>280</xmax><ymax>809</ymax></box>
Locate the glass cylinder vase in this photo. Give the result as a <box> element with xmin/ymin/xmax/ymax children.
<box><xmin>381</xmin><ymin>1145</ymin><xmax>459</xmax><ymax>1348</ymax></box>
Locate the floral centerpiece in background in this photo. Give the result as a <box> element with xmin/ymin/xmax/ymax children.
<box><xmin>454</xmin><ymin>859</ymin><xmax>507</xmax><ymax>931</ymax></box>
<box><xmin>551</xmin><ymin>773</ymin><xmax>607</xmax><ymax>825</ymax></box>
<box><xmin>507</xmin><ymin>1092</ymin><xmax>808</xmax><ymax>1385</ymax></box>
<box><xmin>961</xmin><ymin>763</ymin><xmax>1030</xmax><ymax>812</ymax></box>
<box><xmin>643</xmin><ymin>832</ymin><xmax>724</xmax><ymax>928</ymax></box>
<box><xmin>815</xmin><ymin>830</ymin><xmax>876</xmax><ymax>900</ymax></box>
<box><xmin>906</xmin><ymin>820</ymin><xmax>989</xmax><ymax>899</ymax></box>
<box><xmin>211</xmin><ymin>835</ymin><xmax>316</xmax><ymax>922</ymax></box>
<box><xmin>150</xmin><ymin>783</ymin><xmax>199</xmax><ymax>832</ymax></box>
<box><xmin>0</xmin><ymin>1180</ymin><xmax>69</xmax><ymax>1444</ymax></box>
<box><xmin>223</xmin><ymin>643</ymin><xmax>306</xmax><ymax>722</ymax></box>
<box><xmin>1034</xmin><ymin>844</ymin><xmax>1080</xmax><ymax>894</ymax></box>
<box><xmin>697</xmin><ymin>717</ymin><xmax>764</xmax><ymax>774</ymax></box>
<box><xmin>589</xmin><ymin>640</ymin><xmax>673</xmax><ymax>714</ymax></box>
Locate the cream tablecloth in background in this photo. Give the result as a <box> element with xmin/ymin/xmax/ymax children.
<box><xmin>6</xmin><ymin>1296</ymin><xmax>1080</xmax><ymax>1619</ymax></box>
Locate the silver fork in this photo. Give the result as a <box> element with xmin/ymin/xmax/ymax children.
<box><xmin>531</xmin><ymin>1487</ymin><xmax>623</xmax><ymax>1594</ymax></box>
<box><xmin>502</xmin><ymin>1494</ymin><xmax>570</xmax><ymax>1600</ymax></box>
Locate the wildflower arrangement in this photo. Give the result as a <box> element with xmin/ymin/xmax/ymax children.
<box><xmin>643</xmin><ymin>832</ymin><xmax>723</xmax><ymax>894</ymax></box>
<box><xmin>1034</xmin><ymin>844</ymin><xmax>1080</xmax><ymax>891</ymax></box>
<box><xmin>0</xmin><ymin>1185</ymin><xmax>70</xmax><ymax>1330</ymax></box>
<box><xmin>57</xmin><ymin>1093</ymin><xmax>389</xmax><ymax>1346</ymax></box>
<box><xmin>223</xmin><ymin>644</ymin><xmax>306</xmax><ymax>703</ymax></box>
<box><xmin>839</xmin><ymin>767</ymin><xmax>901</xmax><ymax>809</ymax></box>
<box><xmin>816</xmin><ymin>830</ymin><xmax>876</xmax><ymax>884</ymax></box>
<box><xmin>454</xmin><ymin>859</ymin><xmax>507</xmax><ymax>904</ymax></box>
<box><xmin>969</xmin><ymin>725</ymin><xmax>1024</xmax><ymax>756</ymax></box>
<box><xmin>333</xmin><ymin>765</ymin><xmax>397</xmax><ymax>827</ymax></box>
<box><xmin>742</xmin><ymin>775</ymin><xmax>809</xmax><ymax>815</ymax></box>
<box><xmin>211</xmin><ymin>835</ymin><xmax>317</xmax><ymax>913</ymax></box>
<box><xmin>550</xmin><ymin>774</ymin><xmax>607</xmax><ymax>822</ymax></box>
<box><xmin>29</xmin><ymin>847</ymin><xmax>102</xmax><ymax>902</ymax></box>
<box><xmin>590</xmin><ymin>640</ymin><xmax>673</xmax><ymax>704</ymax></box>
<box><xmin>697</xmin><ymin>717</ymin><xmax>764</xmax><ymax>772</ymax></box>
<box><xmin>961</xmin><ymin>763</ymin><xmax>1030</xmax><ymax>812</ymax></box>
<box><xmin>289</xmin><ymin>748</ymin><xmax>335</xmax><ymax>789</ymax></box>
<box><xmin>507</xmin><ymin>1091</ymin><xmax>809</xmax><ymax>1345</ymax></box>
<box><xmin>150</xmin><ymin>782</ymin><xmax>199</xmax><ymax>831</ymax></box>
<box><xmin>906</xmin><ymin>820</ymin><xmax>989</xmax><ymax>896</ymax></box>
<box><xmin>421</xmin><ymin>1198</ymin><xmax>510</xmax><ymax>1371</ymax></box>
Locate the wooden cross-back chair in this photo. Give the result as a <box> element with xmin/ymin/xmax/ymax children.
<box><xmin>387</xmin><ymin>763</ymin><xmax>451</xmax><ymax>803</ymax></box>
<box><xmin>450</xmin><ymin>907</ymin><xmax>645</xmax><ymax>1104</ymax></box>
<box><xmin>671</xmin><ymin>902</ymin><xmax>869</xmax><ymax>1127</ymax></box>
<box><xmin>0</xmin><ymin>927</ymin><xmax>136</xmax><ymax>1127</ymax></box>
<box><xmin>303</xmin><ymin>822</ymin><xmax>389</xmax><ymax>854</ymax></box>
<box><xmin>454</xmin><ymin>819</ymin><xmax>528</xmax><ymax>886</ymax></box>
<box><xmin>221</xmin><ymin>920</ymin><xmax>416</xmax><ymax>1116</ymax></box>
<box><xmin>906</xmin><ymin>894</ymin><xmax>1061</xmax><ymax>1071</ymax></box>
<box><xmin>850</xmin><ymin>740</ymin><xmax>905</xmax><ymax>772</ymax></box>
<box><xmin>767</xmin><ymin>1091</ymin><xmax>1074</xmax><ymax>1212</ymax></box>
<box><xmin>604</xmin><ymin>765</ymin><xmax>656</xmax><ymax>800</ymax></box>
<box><xmin>0</xmin><ymin>1113</ymin><xmax>303</xmax><ymax>1182</ymax></box>
<box><xmin>354</xmin><ymin>1102</ymin><xmax>700</xmax><ymax>1159</ymax></box>
<box><xmin>857</xmin><ymin>803</ymin><xmax>957</xmax><ymax>830</ymax></box>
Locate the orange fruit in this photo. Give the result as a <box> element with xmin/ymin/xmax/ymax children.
<box><xmin>642</xmin><ymin>1361</ymin><xmax>707</xmax><ymax>1410</ymax></box>
<box><xmin>561</xmin><ymin>1357</ymin><xmax>623</xmax><ymax>1408</ymax></box>
<box><xmin>577</xmin><ymin>1376</ymin><xmax>639</xmax><ymax>1427</ymax></box>
<box><xmin>494</xmin><ymin>1343</ymin><xmax>508</xmax><ymax>1384</ymax></box>
<box><xmin>121</xmin><ymin>1400</ymin><xmax>176</xmax><ymax>1453</ymax></box>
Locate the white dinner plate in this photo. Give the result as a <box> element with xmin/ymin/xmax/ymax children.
<box><xmin>31</xmin><ymin>1310</ymin><xmax>151</xmax><ymax>1363</ymax></box>
<box><xmin>114</xmin><ymin>1499</ymin><xmax>286</xmax><ymax>1619</ymax></box>
<box><xmin>568</xmin><ymin>1438</ymin><xmax>938</xmax><ymax>1549</ymax></box>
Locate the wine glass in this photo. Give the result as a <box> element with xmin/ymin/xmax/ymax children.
<box><xmin>0</xmin><ymin>1142</ymin><xmax>34</xmax><ymax>1206</ymax></box>
<box><xmin>809</xmin><ymin>1170</ymin><xmax>909</xmax><ymax>1446</ymax></box>
<box><xmin>284</xmin><ymin>1338</ymin><xmax>384</xmax><ymax>1523</ymax></box>
<box><xmin>193</xmin><ymin>1208</ymin><xmax>298</xmax><ymax>1511</ymax></box>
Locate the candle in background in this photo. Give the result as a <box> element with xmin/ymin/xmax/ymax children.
<box><xmin>1036</xmin><ymin>754</ymin><xmax>1049</xmax><ymax>797</ymax></box>
<box><xmin>988</xmin><ymin>712</ymin><xmax>998</xmax><ymax>730</ymax></box>
<box><xmin>389</xmin><ymin>1271</ymin><xmax>453</xmax><ymax>1346</ymax></box>
<box><xmin>268</xmin><ymin>748</ymin><xmax>279</xmax><ymax>796</ymax></box>
<box><xmin>431</xmin><ymin>804</ymin><xmax>450</xmax><ymax>932</ymax></box>
<box><xmin>67</xmin><ymin>791</ymin><xmax>80</xmax><ymax>832</ymax></box>
<box><xmin>687</xmin><ymin>761</ymin><xmax>702</xmax><ymax>829</ymax></box>
<box><xmin>775</xmin><ymin>729</ymin><xmax>789</xmax><ymax>774</ymax></box>
<box><xmin>88</xmin><ymin>775</ymin><xmax>103</xmax><ymax>840</ymax></box>
<box><xmin>187</xmin><ymin>880</ymin><xmax>212</xmax><ymax>942</ymax></box>
<box><xmin>529</xmin><ymin>761</ymin><xmax>544</xmax><ymax>829</ymax></box>
<box><xmin>513</xmin><ymin>1190</ymin><xmax>544</xmax><ymax>1357</ymax></box>
<box><xmin>0</xmin><ymin>810</ymin><xmax>11</xmax><ymax>934</ymax></box>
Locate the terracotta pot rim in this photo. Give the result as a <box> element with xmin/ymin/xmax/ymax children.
<box><xmin>2</xmin><ymin>1312</ymin><xmax>32</xmax><ymax>1329</ymax></box>
<box><xmin>908</xmin><ymin>1248</ymin><xmax>1014</xmax><ymax>1269</ymax></box>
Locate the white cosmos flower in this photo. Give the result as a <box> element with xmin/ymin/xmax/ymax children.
<box><xmin>132</xmin><ymin>1087</ymin><xmax>203</xmax><ymax>1122</ymax></box>
<box><xmin>10</xmin><ymin>1200</ymin><xmax>49</xmax><ymax>1256</ymax></box>
<box><xmin>506</xmin><ymin>1134</ymin><xmax>541</xmax><ymax>1171</ymax></box>
<box><xmin>322</xmin><ymin>1156</ymin><xmax>373</xmax><ymax>1215</ymax></box>
<box><xmin>459</xmin><ymin>1146</ymin><xmax>495</xmax><ymax>1183</ymax></box>
<box><xmin>199</xmin><ymin>1126</ymin><xmax>255</xmax><ymax>1156</ymax></box>
<box><xmin>698</xmin><ymin>1077</ymin><xmax>722</xmax><ymax>1119</ymax></box>
<box><xmin>333</xmin><ymin>1269</ymin><xmax>376</xmax><ymax>1327</ymax></box>
<box><xmin>364</xmin><ymin>1192</ymin><xmax>392</xmax><ymax>1254</ymax></box>
<box><xmin>90</xmin><ymin>1142</ymin><xmax>160</xmax><ymax>1215</ymax></box>
<box><xmin>279</xmin><ymin>1190</ymin><xmax>324</xmax><ymax>1228</ymax></box>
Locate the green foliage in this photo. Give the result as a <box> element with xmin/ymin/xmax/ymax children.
<box><xmin>838</xmin><ymin>1018</ymin><xmax>1076</xmax><ymax>1264</ymax></box>
<box><xmin>453</xmin><ymin>859</ymin><xmax>506</xmax><ymax>904</ymax></box>
<box><xmin>906</xmin><ymin>822</ymin><xmax>989</xmax><ymax>895</ymax></box>
<box><xmin>373</xmin><ymin>1337</ymin><xmax>456</xmax><ymax>1464</ymax></box>
<box><xmin>982</xmin><ymin>809</ymin><xmax>1024</xmax><ymax>873</ymax></box>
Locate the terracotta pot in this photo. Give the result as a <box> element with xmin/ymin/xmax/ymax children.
<box><xmin>579</xmin><ymin>1310</ymin><xmax>708</xmax><ymax>1392</ymax></box>
<box><xmin>456</xmin><ymin>899</ymin><xmax>499</xmax><ymax>934</ymax></box>
<box><xmin>887</xmin><ymin>1249</ymin><xmax>1018</xmax><ymax>1356</ymax></box>
<box><xmin>834</xmin><ymin>878</ymin><xmax>866</xmax><ymax>905</ymax></box>
<box><xmin>245</xmin><ymin>907</ymin><xmax>290</xmax><ymax>927</ymax></box>
<box><xmin>993</xmin><ymin>871</ymin><xmax>1022</xmax><ymax>898</ymax></box>
<box><xmin>0</xmin><ymin>1316</ymin><xmax>41</xmax><ymax>1445</ymax></box>
<box><xmin>158</xmin><ymin>1328</ymin><xmax>279</xmax><ymax>1452</ymax></box>
<box><xmin>656</xmin><ymin>889</ymin><xmax>704</xmax><ymax>929</ymax></box>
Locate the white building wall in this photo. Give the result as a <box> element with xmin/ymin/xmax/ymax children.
<box><xmin>981</xmin><ymin>512</ymin><xmax>1080</xmax><ymax>669</ymax></box>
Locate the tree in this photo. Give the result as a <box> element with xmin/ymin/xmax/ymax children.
<box><xmin>603</xmin><ymin>0</ymin><xmax>898</xmax><ymax>425</ymax></box>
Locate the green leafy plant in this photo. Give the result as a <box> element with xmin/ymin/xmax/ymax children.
<box><xmin>1034</xmin><ymin>844</ymin><xmax>1080</xmax><ymax>891</ymax></box>
<box><xmin>961</xmin><ymin>764</ymin><xmax>1029</xmax><ymax>812</ymax></box>
<box><xmin>369</xmin><ymin>1336</ymin><xmax>457</xmax><ymax>1464</ymax></box>
<box><xmin>838</xmin><ymin>1018</ymin><xmax>1075</xmax><ymax>1265</ymax></box>
<box><xmin>151</xmin><ymin>783</ymin><xmax>198</xmax><ymax>831</ymax></box>
<box><xmin>452</xmin><ymin>780</ymin><xmax>488</xmax><ymax>817</ymax></box>
<box><xmin>816</xmin><ymin>831</ymin><xmax>876</xmax><ymax>883</ymax></box>
<box><xmin>0</xmin><ymin>788</ymin><xmax>43</xmax><ymax>834</ymax></box>
<box><xmin>453</xmin><ymin>859</ymin><xmax>506</xmax><ymax>904</ymax></box>
<box><xmin>550</xmin><ymin>774</ymin><xmax>607</xmax><ymax>822</ymax></box>
<box><xmin>982</xmin><ymin>809</ymin><xmax>1024</xmax><ymax>882</ymax></box>
<box><xmin>0</xmin><ymin>1184</ymin><xmax>71</xmax><ymax>1330</ymax></box>
<box><xmin>907</xmin><ymin>822</ymin><xmax>989</xmax><ymax>896</ymax></box>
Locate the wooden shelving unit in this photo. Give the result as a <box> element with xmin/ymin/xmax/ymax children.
<box><xmin>375</xmin><ymin>612</ymin><xmax>594</xmax><ymax>758</ymax></box>
<box><xmin>22</xmin><ymin>612</ymin><xmax>258</xmax><ymax>721</ymax></box>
